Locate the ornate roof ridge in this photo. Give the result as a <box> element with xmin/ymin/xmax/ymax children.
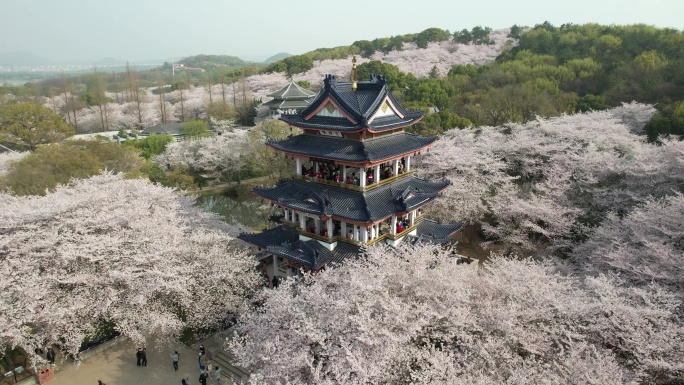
<box><xmin>267</xmin><ymin>81</ymin><xmax>317</xmax><ymax>99</ymax></box>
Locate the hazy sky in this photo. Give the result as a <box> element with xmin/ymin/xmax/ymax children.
<box><xmin>1</xmin><ymin>0</ymin><xmax>682</xmax><ymax>62</ymax></box>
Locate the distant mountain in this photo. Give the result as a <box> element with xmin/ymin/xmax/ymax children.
<box><xmin>0</xmin><ymin>51</ymin><xmax>52</xmax><ymax>67</ymax></box>
<box><xmin>178</xmin><ymin>54</ymin><xmax>248</xmax><ymax>70</ymax></box>
<box><xmin>264</xmin><ymin>52</ymin><xmax>291</xmax><ymax>64</ymax></box>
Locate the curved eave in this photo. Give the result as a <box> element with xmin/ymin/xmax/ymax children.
<box><xmin>367</xmin><ymin>113</ymin><xmax>425</xmax><ymax>133</ymax></box>
<box><xmin>251</xmin><ymin>178</ymin><xmax>450</xmax><ymax>226</ymax></box>
<box><xmin>266</xmin><ymin>134</ymin><xmax>437</xmax><ymax>166</ymax></box>
<box><xmin>279</xmin><ymin>115</ymin><xmax>425</xmax><ymax>134</ymax></box>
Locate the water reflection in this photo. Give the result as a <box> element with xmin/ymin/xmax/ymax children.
<box><xmin>194</xmin><ymin>194</ymin><xmax>277</xmax><ymax>230</ymax></box>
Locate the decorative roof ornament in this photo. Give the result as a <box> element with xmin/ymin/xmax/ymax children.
<box><xmin>351</xmin><ymin>55</ymin><xmax>358</xmax><ymax>91</ymax></box>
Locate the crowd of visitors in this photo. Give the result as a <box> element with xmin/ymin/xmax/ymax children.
<box><xmin>302</xmin><ymin>159</ymin><xmax>406</xmax><ymax>186</ymax></box>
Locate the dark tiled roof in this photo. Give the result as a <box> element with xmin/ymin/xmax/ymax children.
<box><xmin>238</xmin><ymin>225</ymin><xmax>299</xmax><ymax>249</ymax></box>
<box><xmin>407</xmin><ymin>219</ymin><xmax>464</xmax><ymax>245</ymax></box>
<box><xmin>280</xmin><ymin>111</ymin><xmax>424</xmax><ymax>133</ymax></box>
<box><xmin>280</xmin><ymin>75</ymin><xmax>424</xmax><ymax>133</ymax></box>
<box><xmin>262</xmin><ymin>98</ymin><xmax>315</xmax><ymax>110</ymax></box>
<box><xmin>237</xmin><ymin>225</ymin><xmax>360</xmax><ymax>270</ymax></box>
<box><xmin>253</xmin><ymin>177</ymin><xmax>450</xmax><ymax>223</ymax></box>
<box><xmin>266</xmin><ymin>82</ymin><xmax>317</xmax><ymax>99</ymax></box>
<box><xmin>267</xmin><ymin>239</ymin><xmax>360</xmax><ymax>270</ymax></box>
<box><xmin>268</xmin><ymin>132</ymin><xmax>436</xmax><ymax>164</ymax></box>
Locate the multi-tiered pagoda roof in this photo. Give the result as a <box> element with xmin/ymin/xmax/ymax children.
<box><xmin>280</xmin><ymin>74</ymin><xmax>423</xmax><ymax>132</ymax></box>
<box><xmin>239</xmin><ymin>67</ymin><xmax>462</xmax><ymax>274</ymax></box>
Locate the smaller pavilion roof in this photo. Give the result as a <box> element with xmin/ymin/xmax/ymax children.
<box><xmin>262</xmin><ymin>98</ymin><xmax>314</xmax><ymax>110</ymax></box>
<box><xmin>237</xmin><ymin>225</ymin><xmax>360</xmax><ymax>270</ymax></box>
<box><xmin>239</xmin><ymin>225</ymin><xmax>300</xmax><ymax>249</ymax></box>
<box><xmin>268</xmin><ymin>239</ymin><xmax>360</xmax><ymax>270</ymax></box>
<box><xmin>268</xmin><ymin>132</ymin><xmax>436</xmax><ymax>165</ymax></box>
<box><xmin>267</xmin><ymin>82</ymin><xmax>317</xmax><ymax>99</ymax></box>
<box><xmin>407</xmin><ymin>219</ymin><xmax>464</xmax><ymax>245</ymax></box>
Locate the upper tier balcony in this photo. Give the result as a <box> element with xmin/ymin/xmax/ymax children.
<box><xmin>293</xmin><ymin>155</ymin><xmax>414</xmax><ymax>191</ymax></box>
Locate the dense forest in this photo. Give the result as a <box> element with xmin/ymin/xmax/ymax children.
<box><xmin>347</xmin><ymin>23</ymin><xmax>684</xmax><ymax>139</ymax></box>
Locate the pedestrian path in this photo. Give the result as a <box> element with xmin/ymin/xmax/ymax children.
<box><xmin>22</xmin><ymin>337</ymin><xmax>212</xmax><ymax>385</ymax></box>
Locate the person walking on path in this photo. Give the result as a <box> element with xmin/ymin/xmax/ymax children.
<box><xmin>170</xmin><ymin>351</ymin><xmax>180</xmax><ymax>371</ymax></box>
<box><xmin>97</xmin><ymin>381</ymin><xmax>107</xmax><ymax>385</ymax></box>
<box><xmin>141</xmin><ymin>348</ymin><xmax>148</xmax><ymax>367</ymax></box>
<box><xmin>182</xmin><ymin>378</ymin><xmax>190</xmax><ymax>385</ymax></box>
<box><xmin>136</xmin><ymin>347</ymin><xmax>143</xmax><ymax>366</ymax></box>
<box><xmin>198</xmin><ymin>353</ymin><xmax>206</xmax><ymax>372</ymax></box>
<box><xmin>199</xmin><ymin>371</ymin><xmax>209</xmax><ymax>385</ymax></box>
<box><xmin>214</xmin><ymin>367</ymin><xmax>222</xmax><ymax>385</ymax></box>
<box><xmin>206</xmin><ymin>360</ymin><xmax>214</xmax><ymax>379</ymax></box>
<box><xmin>46</xmin><ymin>348</ymin><xmax>56</xmax><ymax>365</ymax></box>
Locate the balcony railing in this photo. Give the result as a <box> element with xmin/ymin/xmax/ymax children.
<box><xmin>387</xmin><ymin>222</ymin><xmax>419</xmax><ymax>240</ymax></box>
<box><xmin>294</xmin><ymin>170</ymin><xmax>415</xmax><ymax>192</ymax></box>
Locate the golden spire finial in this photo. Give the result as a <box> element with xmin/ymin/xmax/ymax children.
<box><xmin>351</xmin><ymin>55</ymin><xmax>358</xmax><ymax>91</ymax></box>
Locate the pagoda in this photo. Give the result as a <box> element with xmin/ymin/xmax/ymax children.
<box><xmin>239</xmin><ymin>58</ymin><xmax>463</xmax><ymax>280</ymax></box>
<box><xmin>261</xmin><ymin>82</ymin><xmax>316</xmax><ymax>117</ymax></box>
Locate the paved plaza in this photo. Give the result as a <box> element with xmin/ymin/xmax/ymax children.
<box><xmin>20</xmin><ymin>337</ymin><xmax>219</xmax><ymax>385</ymax></box>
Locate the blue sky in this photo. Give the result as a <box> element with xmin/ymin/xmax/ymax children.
<box><xmin>1</xmin><ymin>0</ymin><xmax>682</xmax><ymax>62</ymax></box>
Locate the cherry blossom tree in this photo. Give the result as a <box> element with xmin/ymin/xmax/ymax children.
<box><xmin>0</xmin><ymin>173</ymin><xmax>259</xmax><ymax>358</ymax></box>
<box><xmin>38</xmin><ymin>29</ymin><xmax>513</xmax><ymax>133</ymax></box>
<box><xmin>153</xmin><ymin>129</ymin><xmax>249</xmax><ymax>183</ymax></box>
<box><xmin>230</xmin><ymin>244</ymin><xmax>683</xmax><ymax>385</ymax></box>
<box><xmin>572</xmin><ymin>193</ymin><xmax>684</xmax><ymax>295</ymax></box>
<box><xmin>417</xmin><ymin>103</ymin><xmax>684</xmax><ymax>253</ymax></box>
<box><xmin>0</xmin><ymin>151</ymin><xmax>27</xmax><ymax>177</ymax></box>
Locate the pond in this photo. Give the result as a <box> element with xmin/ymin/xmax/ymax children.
<box><xmin>194</xmin><ymin>193</ymin><xmax>277</xmax><ymax>231</ymax></box>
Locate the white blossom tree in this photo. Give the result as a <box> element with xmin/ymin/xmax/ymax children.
<box><xmin>572</xmin><ymin>193</ymin><xmax>684</xmax><ymax>295</ymax></box>
<box><xmin>153</xmin><ymin>129</ymin><xmax>249</xmax><ymax>183</ymax></box>
<box><xmin>417</xmin><ymin>103</ymin><xmax>684</xmax><ymax>253</ymax></box>
<box><xmin>0</xmin><ymin>173</ymin><xmax>259</xmax><ymax>357</ymax></box>
<box><xmin>0</xmin><ymin>151</ymin><xmax>27</xmax><ymax>177</ymax></box>
<box><xmin>231</xmin><ymin>244</ymin><xmax>684</xmax><ymax>385</ymax></box>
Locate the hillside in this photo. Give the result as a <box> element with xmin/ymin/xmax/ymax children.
<box><xmin>178</xmin><ymin>54</ymin><xmax>249</xmax><ymax>70</ymax></box>
<box><xmin>247</xmin><ymin>28</ymin><xmax>512</xmax><ymax>100</ymax></box>
<box><xmin>263</xmin><ymin>52</ymin><xmax>291</xmax><ymax>64</ymax></box>
<box><xmin>2</xmin><ymin>23</ymin><xmax>682</xmax><ymax>139</ymax></box>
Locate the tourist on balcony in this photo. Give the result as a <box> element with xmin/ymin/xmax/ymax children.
<box><xmin>334</xmin><ymin>172</ymin><xmax>341</xmax><ymax>182</ymax></box>
<box><xmin>396</xmin><ymin>221</ymin><xmax>403</xmax><ymax>233</ymax></box>
<box><xmin>367</xmin><ymin>173</ymin><xmax>374</xmax><ymax>184</ymax></box>
<box><xmin>345</xmin><ymin>176</ymin><xmax>353</xmax><ymax>184</ymax></box>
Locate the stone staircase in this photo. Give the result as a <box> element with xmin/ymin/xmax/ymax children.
<box><xmin>202</xmin><ymin>328</ymin><xmax>249</xmax><ymax>384</ymax></box>
<box><xmin>211</xmin><ymin>349</ymin><xmax>249</xmax><ymax>384</ymax></box>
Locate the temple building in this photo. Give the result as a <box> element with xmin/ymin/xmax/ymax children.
<box><xmin>261</xmin><ymin>81</ymin><xmax>317</xmax><ymax>116</ymax></box>
<box><xmin>239</xmin><ymin>59</ymin><xmax>464</xmax><ymax>282</ymax></box>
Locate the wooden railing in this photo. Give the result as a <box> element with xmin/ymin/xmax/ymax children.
<box><xmin>294</xmin><ymin>227</ymin><xmax>395</xmax><ymax>247</ymax></box>
<box><xmin>293</xmin><ymin>170</ymin><xmax>414</xmax><ymax>192</ymax></box>
<box><xmin>387</xmin><ymin>222</ymin><xmax>419</xmax><ymax>240</ymax></box>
